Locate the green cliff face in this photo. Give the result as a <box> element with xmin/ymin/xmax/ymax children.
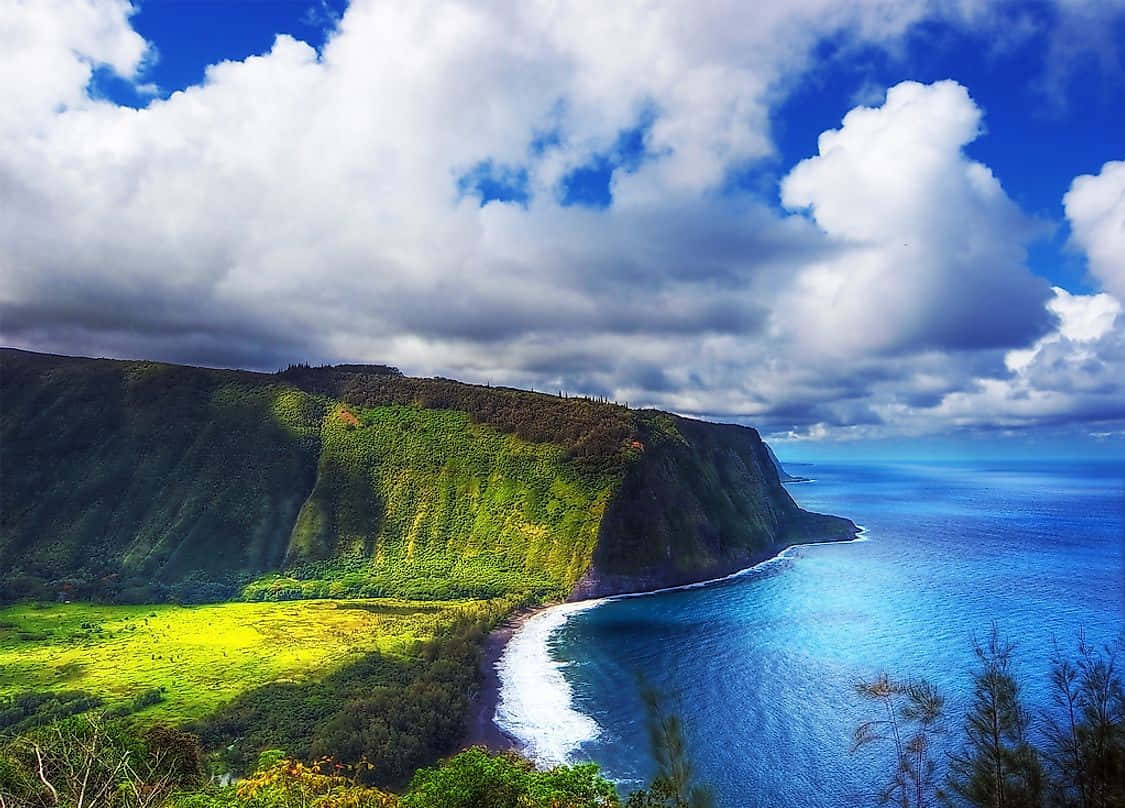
<box><xmin>0</xmin><ymin>349</ymin><xmax>853</xmax><ymax>604</ymax></box>
<box><xmin>574</xmin><ymin>414</ymin><xmax>855</xmax><ymax>597</ymax></box>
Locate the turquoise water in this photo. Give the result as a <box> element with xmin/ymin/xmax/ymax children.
<box><xmin>548</xmin><ymin>460</ymin><xmax>1125</xmax><ymax>806</ymax></box>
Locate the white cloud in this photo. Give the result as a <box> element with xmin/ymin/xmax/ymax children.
<box><xmin>777</xmin><ymin>80</ymin><xmax>1050</xmax><ymax>357</ymax></box>
<box><xmin>1064</xmin><ymin>160</ymin><xmax>1125</xmax><ymax>303</ymax></box>
<box><xmin>0</xmin><ymin>0</ymin><xmax>1122</xmax><ymax>444</ymax></box>
<box><xmin>0</xmin><ymin>0</ymin><xmax>148</xmax><ymax>132</ymax></box>
<box><xmin>934</xmin><ymin>287</ymin><xmax>1124</xmax><ymax>428</ymax></box>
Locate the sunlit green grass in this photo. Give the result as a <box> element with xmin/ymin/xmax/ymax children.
<box><xmin>0</xmin><ymin>598</ymin><xmax>480</xmax><ymax>724</ymax></box>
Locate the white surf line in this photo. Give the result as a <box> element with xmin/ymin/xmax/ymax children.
<box><xmin>605</xmin><ymin>524</ymin><xmax>869</xmax><ymax>601</ymax></box>
<box><xmin>493</xmin><ymin>600</ymin><xmax>605</xmax><ymax>767</ymax></box>
<box><xmin>493</xmin><ymin>525</ymin><xmax>869</xmax><ymax>766</ymax></box>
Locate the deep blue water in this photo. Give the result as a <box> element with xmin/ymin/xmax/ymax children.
<box><xmin>552</xmin><ymin>460</ymin><xmax>1125</xmax><ymax>807</ymax></box>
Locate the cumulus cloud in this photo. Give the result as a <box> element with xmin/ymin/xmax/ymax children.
<box><xmin>932</xmin><ymin>287</ymin><xmax>1125</xmax><ymax>429</ymax></box>
<box><xmin>778</xmin><ymin>80</ymin><xmax>1052</xmax><ymax>357</ymax></box>
<box><xmin>0</xmin><ymin>0</ymin><xmax>1122</xmax><ymax>444</ymax></box>
<box><xmin>1064</xmin><ymin>160</ymin><xmax>1125</xmax><ymax>303</ymax></box>
<box><xmin>0</xmin><ymin>0</ymin><xmax>148</xmax><ymax>131</ymax></box>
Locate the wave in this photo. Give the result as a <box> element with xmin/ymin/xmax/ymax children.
<box><xmin>493</xmin><ymin>600</ymin><xmax>605</xmax><ymax>766</ymax></box>
<box><xmin>493</xmin><ymin>525</ymin><xmax>869</xmax><ymax>767</ymax></box>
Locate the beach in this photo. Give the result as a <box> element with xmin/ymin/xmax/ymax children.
<box><xmin>463</xmin><ymin>606</ymin><xmax>539</xmax><ymax>751</ymax></box>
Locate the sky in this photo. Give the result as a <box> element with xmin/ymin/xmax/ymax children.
<box><xmin>1</xmin><ymin>0</ymin><xmax>1124</xmax><ymax>459</ymax></box>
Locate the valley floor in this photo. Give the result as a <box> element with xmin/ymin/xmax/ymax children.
<box><xmin>0</xmin><ymin>598</ymin><xmax>481</xmax><ymax>725</ymax></box>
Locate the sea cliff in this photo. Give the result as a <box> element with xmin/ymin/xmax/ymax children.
<box><xmin>0</xmin><ymin>348</ymin><xmax>853</xmax><ymax>605</ymax></box>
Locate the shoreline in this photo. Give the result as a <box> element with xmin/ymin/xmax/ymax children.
<box><xmin>462</xmin><ymin>526</ymin><xmax>866</xmax><ymax>757</ymax></box>
<box><xmin>463</xmin><ymin>604</ymin><xmax>543</xmax><ymax>751</ymax></box>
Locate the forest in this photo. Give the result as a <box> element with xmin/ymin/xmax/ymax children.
<box><xmin>0</xmin><ymin>350</ymin><xmax>626</xmax><ymax>605</ymax></box>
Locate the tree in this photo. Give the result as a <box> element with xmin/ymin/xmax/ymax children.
<box><xmin>853</xmin><ymin>674</ymin><xmax>945</xmax><ymax>808</ymax></box>
<box><xmin>0</xmin><ymin>713</ymin><xmax>203</xmax><ymax>808</ymax></box>
<box><xmin>945</xmin><ymin>627</ymin><xmax>1044</xmax><ymax>808</ymax></box>
<box><xmin>624</xmin><ymin>689</ymin><xmax>714</xmax><ymax>808</ymax></box>
<box><xmin>401</xmin><ymin>747</ymin><xmax>619</xmax><ymax>808</ymax></box>
<box><xmin>1042</xmin><ymin>636</ymin><xmax>1125</xmax><ymax>808</ymax></box>
<box><xmin>170</xmin><ymin>751</ymin><xmax>399</xmax><ymax>808</ymax></box>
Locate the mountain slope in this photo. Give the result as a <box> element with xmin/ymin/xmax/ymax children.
<box><xmin>575</xmin><ymin>416</ymin><xmax>851</xmax><ymax>596</ymax></box>
<box><xmin>0</xmin><ymin>349</ymin><xmax>853</xmax><ymax>603</ymax></box>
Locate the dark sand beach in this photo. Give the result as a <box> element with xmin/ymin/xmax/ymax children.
<box><xmin>463</xmin><ymin>606</ymin><xmax>544</xmax><ymax>750</ymax></box>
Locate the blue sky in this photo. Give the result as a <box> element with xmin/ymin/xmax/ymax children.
<box><xmin>2</xmin><ymin>0</ymin><xmax>1124</xmax><ymax>457</ymax></box>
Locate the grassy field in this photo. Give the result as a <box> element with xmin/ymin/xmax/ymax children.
<box><xmin>0</xmin><ymin>598</ymin><xmax>480</xmax><ymax>725</ymax></box>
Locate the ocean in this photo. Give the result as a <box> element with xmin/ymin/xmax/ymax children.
<box><xmin>495</xmin><ymin>459</ymin><xmax>1125</xmax><ymax>807</ymax></box>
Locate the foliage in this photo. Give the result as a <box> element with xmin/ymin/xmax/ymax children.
<box><xmin>189</xmin><ymin>599</ymin><xmax>514</xmax><ymax>787</ymax></box>
<box><xmin>622</xmin><ymin>689</ymin><xmax>714</xmax><ymax>808</ymax></box>
<box><xmin>852</xmin><ymin>674</ymin><xmax>945</xmax><ymax>808</ymax></box>
<box><xmin>401</xmin><ymin>746</ymin><xmax>619</xmax><ymax>808</ymax></box>
<box><xmin>0</xmin><ymin>351</ymin><xmax>325</xmax><ymax>603</ymax></box>
<box><xmin>0</xmin><ymin>689</ymin><xmax>103</xmax><ymax>736</ymax></box>
<box><xmin>0</xmin><ymin>713</ymin><xmax>203</xmax><ymax>808</ymax></box>
<box><xmin>171</xmin><ymin>755</ymin><xmax>399</xmax><ymax>808</ymax></box>
<box><xmin>592</xmin><ymin>415</ymin><xmax>855</xmax><ymax>585</ymax></box>
<box><xmin>945</xmin><ymin>627</ymin><xmax>1045</xmax><ymax>808</ymax></box>
<box><xmin>0</xmin><ymin>349</ymin><xmax>622</xmax><ymax>605</ymax></box>
<box><xmin>1</xmin><ymin>349</ymin><xmax>842</xmax><ymax>606</ymax></box>
<box><xmin>168</xmin><ymin>748</ymin><xmax>625</xmax><ymax>808</ymax></box>
<box><xmin>858</xmin><ymin>631</ymin><xmax>1124</xmax><ymax>808</ymax></box>
<box><xmin>0</xmin><ymin>599</ymin><xmax>475</xmax><ymax>726</ymax></box>
<box><xmin>249</xmin><ymin>403</ymin><xmax>616</xmax><ymax>603</ymax></box>
<box><xmin>276</xmin><ymin>364</ymin><xmax>636</xmax><ymax>467</ymax></box>
<box><xmin>1041</xmin><ymin>636</ymin><xmax>1125</xmax><ymax>808</ymax></box>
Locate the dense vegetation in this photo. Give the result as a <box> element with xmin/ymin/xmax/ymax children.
<box><xmin>1</xmin><ymin>348</ymin><xmax>846</xmax><ymax>605</ymax></box>
<box><xmin>249</xmin><ymin>403</ymin><xmax>614</xmax><ymax>602</ymax></box>
<box><xmin>0</xmin><ymin>687</ymin><xmax>702</xmax><ymax>808</ymax></box>
<box><xmin>277</xmin><ymin>363</ymin><xmax>636</xmax><ymax>467</ymax></box>
<box><xmin>5</xmin><ymin>629</ymin><xmax>1117</xmax><ymax>807</ymax></box>
<box><xmin>0</xmin><ymin>351</ymin><xmax>622</xmax><ymax>604</ymax></box>
<box><xmin>0</xmin><ymin>718</ymin><xmax>629</xmax><ymax>808</ymax></box>
<box><xmin>6</xmin><ymin>629</ymin><xmax>1117</xmax><ymax>808</ymax></box>
<box><xmin>578</xmin><ymin>417</ymin><xmax>854</xmax><ymax>596</ymax></box>
<box><xmin>188</xmin><ymin>598</ymin><xmax>516</xmax><ymax>785</ymax></box>
<box><xmin>0</xmin><ymin>598</ymin><xmax>521</xmax><ymax>790</ymax></box>
<box><xmin>0</xmin><ymin>348</ymin><xmax>863</xmax><ymax>805</ymax></box>
<box><xmin>0</xmin><ymin>352</ymin><xmax>324</xmax><ymax>603</ymax></box>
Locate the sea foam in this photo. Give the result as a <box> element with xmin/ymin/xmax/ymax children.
<box><xmin>494</xmin><ymin>600</ymin><xmax>606</xmax><ymax>766</ymax></box>
<box><xmin>494</xmin><ymin>525</ymin><xmax>869</xmax><ymax>767</ymax></box>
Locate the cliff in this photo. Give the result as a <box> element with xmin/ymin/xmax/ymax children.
<box><xmin>0</xmin><ymin>348</ymin><xmax>853</xmax><ymax>604</ymax></box>
<box><xmin>572</xmin><ymin>415</ymin><xmax>853</xmax><ymax>597</ymax></box>
<box><xmin>765</xmin><ymin>441</ymin><xmax>811</xmax><ymax>484</ymax></box>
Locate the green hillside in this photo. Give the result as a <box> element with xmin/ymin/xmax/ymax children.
<box><xmin>0</xmin><ymin>348</ymin><xmax>853</xmax><ymax>606</ymax></box>
<box><xmin>245</xmin><ymin>402</ymin><xmax>614</xmax><ymax>601</ymax></box>
<box><xmin>0</xmin><ymin>353</ymin><xmax>325</xmax><ymax>602</ymax></box>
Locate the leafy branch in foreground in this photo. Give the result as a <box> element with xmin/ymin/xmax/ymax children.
<box><xmin>857</xmin><ymin>630</ymin><xmax>1124</xmax><ymax>808</ymax></box>
<box><xmin>624</xmin><ymin>689</ymin><xmax>715</xmax><ymax>808</ymax></box>
<box><xmin>945</xmin><ymin>627</ymin><xmax>1045</xmax><ymax>808</ymax></box>
<box><xmin>1042</xmin><ymin>634</ymin><xmax>1125</xmax><ymax>808</ymax></box>
<box><xmin>853</xmin><ymin>674</ymin><xmax>945</xmax><ymax>808</ymax></box>
<box><xmin>0</xmin><ymin>714</ymin><xmax>203</xmax><ymax>808</ymax></box>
